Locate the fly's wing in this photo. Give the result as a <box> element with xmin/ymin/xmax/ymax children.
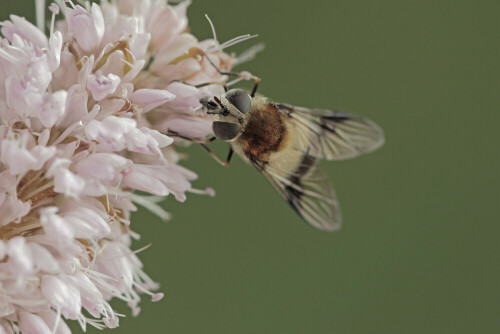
<box><xmin>251</xmin><ymin>154</ymin><xmax>341</xmax><ymax>232</ymax></box>
<box><xmin>278</xmin><ymin>104</ymin><xmax>385</xmax><ymax>160</ymax></box>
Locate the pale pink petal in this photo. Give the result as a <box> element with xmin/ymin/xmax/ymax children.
<box><xmin>37</xmin><ymin>129</ymin><xmax>51</xmax><ymax>146</ymax></box>
<box><xmin>41</xmin><ymin>276</ymin><xmax>81</xmax><ymax>319</ymax></box>
<box><xmin>87</xmin><ymin>71</ymin><xmax>121</xmax><ymax>101</ymax></box>
<box><xmin>36</xmin><ymin>310</ymin><xmax>71</xmax><ymax>334</ymax></box>
<box><xmin>47</xmin><ymin>31</ymin><xmax>63</xmax><ymax>72</ymax></box>
<box><xmin>95</xmin><ymin>242</ymin><xmax>133</xmax><ymax>289</ymax></box>
<box><xmin>66</xmin><ymin>4</ymin><xmax>104</xmax><ymax>52</ymax></box>
<box><xmin>18</xmin><ymin>312</ymin><xmax>52</xmax><ymax>334</ymax></box>
<box><xmin>0</xmin><ymin>320</ymin><xmax>14</xmax><ymax>334</ymax></box>
<box><xmin>28</xmin><ymin>243</ymin><xmax>59</xmax><ymax>274</ymax></box>
<box><xmin>40</xmin><ymin>207</ymin><xmax>74</xmax><ymax>242</ymax></box>
<box><xmin>146</xmin><ymin>5</ymin><xmax>188</xmax><ymax>50</ymax></box>
<box><xmin>131</xmin><ymin>89</ymin><xmax>175</xmax><ymax>113</ymax></box>
<box><xmin>5</xmin><ymin>76</ymin><xmax>41</xmax><ymax>117</ymax></box>
<box><xmin>29</xmin><ymin>145</ymin><xmax>57</xmax><ymax>170</ymax></box>
<box><xmin>67</xmin><ymin>272</ymin><xmax>104</xmax><ymax>316</ymax></box>
<box><xmin>157</xmin><ymin>114</ymin><xmax>212</xmax><ymax>140</ymax></box>
<box><xmin>123</xmin><ymin>165</ymin><xmax>170</xmax><ymax>196</ymax></box>
<box><xmin>76</xmin><ymin>153</ymin><xmax>129</xmax><ymax>180</ymax></box>
<box><xmin>7</xmin><ymin>237</ymin><xmax>33</xmax><ymax>274</ymax></box>
<box><xmin>165</xmin><ymin>82</ymin><xmax>201</xmax><ymax>111</ymax></box>
<box><xmin>140</xmin><ymin>127</ymin><xmax>174</xmax><ymax>148</ymax></box>
<box><xmin>0</xmin><ymin>241</ymin><xmax>6</xmax><ymax>260</ymax></box>
<box><xmin>36</xmin><ymin>91</ymin><xmax>67</xmax><ymax>128</ymax></box>
<box><xmin>85</xmin><ymin>116</ymin><xmax>137</xmax><ymax>152</ymax></box>
<box><xmin>0</xmin><ymin>194</ymin><xmax>31</xmax><ymax>225</ymax></box>
<box><xmin>52</xmin><ymin>50</ymin><xmax>78</xmax><ymax>91</ymax></box>
<box><xmin>55</xmin><ymin>85</ymin><xmax>88</xmax><ymax>128</ymax></box>
<box><xmin>1</xmin><ymin>140</ymin><xmax>34</xmax><ymax>175</ymax></box>
<box><xmin>98</xmin><ymin>50</ymin><xmax>125</xmax><ymax>77</ymax></box>
<box><xmin>122</xmin><ymin>59</ymin><xmax>146</xmax><ymax>82</ymax></box>
<box><xmin>1</xmin><ymin>15</ymin><xmax>48</xmax><ymax>49</ymax></box>
<box><xmin>149</xmin><ymin>33</ymin><xmax>197</xmax><ymax>69</ymax></box>
<box><xmin>64</xmin><ymin>208</ymin><xmax>111</xmax><ymax>239</ymax></box>
<box><xmin>47</xmin><ymin>159</ymin><xmax>85</xmax><ymax>198</ymax></box>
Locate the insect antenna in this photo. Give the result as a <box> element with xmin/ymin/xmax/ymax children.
<box><xmin>206</xmin><ymin>96</ymin><xmax>230</xmax><ymax>116</ymax></box>
<box><xmin>213</xmin><ymin>96</ymin><xmax>225</xmax><ymax>108</ymax></box>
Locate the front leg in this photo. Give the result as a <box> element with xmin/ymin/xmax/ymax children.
<box><xmin>167</xmin><ymin>130</ymin><xmax>233</xmax><ymax>167</ymax></box>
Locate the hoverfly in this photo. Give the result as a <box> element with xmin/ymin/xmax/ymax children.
<box><xmin>169</xmin><ymin>66</ymin><xmax>384</xmax><ymax>231</ymax></box>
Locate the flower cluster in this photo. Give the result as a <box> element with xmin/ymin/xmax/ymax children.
<box><xmin>0</xmin><ymin>0</ymin><xmax>254</xmax><ymax>332</ymax></box>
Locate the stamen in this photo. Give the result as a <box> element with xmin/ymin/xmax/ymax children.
<box><xmin>187</xmin><ymin>187</ymin><xmax>216</xmax><ymax>197</ymax></box>
<box><xmin>131</xmin><ymin>281</ymin><xmax>164</xmax><ymax>302</ymax></box>
<box><xmin>0</xmin><ymin>48</ymin><xmax>19</xmax><ymax>63</ymax></box>
<box><xmin>52</xmin><ymin>307</ymin><xmax>61</xmax><ymax>334</ymax></box>
<box><xmin>64</xmin><ymin>0</ymin><xmax>76</xmax><ymax>9</ymax></box>
<box><xmin>203</xmin><ymin>14</ymin><xmax>258</xmax><ymax>53</ymax></box>
<box><xmin>49</xmin><ymin>3</ymin><xmax>60</xmax><ymax>37</ymax></box>
<box><xmin>233</xmin><ymin>42</ymin><xmax>265</xmax><ymax>66</ymax></box>
<box><xmin>35</xmin><ymin>0</ymin><xmax>46</xmax><ymax>33</ymax></box>
<box><xmin>131</xmin><ymin>194</ymin><xmax>171</xmax><ymax>221</ymax></box>
<box><xmin>219</xmin><ymin>34</ymin><xmax>259</xmax><ymax>50</ymax></box>
<box><xmin>205</xmin><ymin>14</ymin><xmax>218</xmax><ymax>46</ymax></box>
<box><xmin>20</xmin><ymin>180</ymin><xmax>54</xmax><ymax>202</ymax></box>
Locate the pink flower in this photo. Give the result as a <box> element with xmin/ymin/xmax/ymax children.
<box><xmin>46</xmin><ymin>158</ymin><xmax>85</xmax><ymax>198</ymax></box>
<box><xmin>41</xmin><ymin>276</ymin><xmax>82</xmax><ymax>320</ymax></box>
<box><xmin>131</xmin><ymin>89</ymin><xmax>176</xmax><ymax>113</ymax></box>
<box><xmin>0</xmin><ymin>0</ymin><xmax>253</xmax><ymax>332</ymax></box>
<box><xmin>87</xmin><ymin>71</ymin><xmax>121</xmax><ymax>101</ymax></box>
<box><xmin>18</xmin><ymin>312</ymin><xmax>52</xmax><ymax>334</ymax></box>
<box><xmin>36</xmin><ymin>90</ymin><xmax>67</xmax><ymax>127</ymax></box>
<box><xmin>0</xmin><ymin>130</ymin><xmax>56</xmax><ymax>175</ymax></box>
<box><xmin>165</xmin><ymin>82</ymin><xmax>202</xmax><ymax>111</ymax></box>
<box><xmin>65</xmin><ymin>4</ymin><xmax>104</xmax><ymax>52</ymax></box>
<box><xmin>1</xmin><ymin>15</ymin><xmax>48</xmax><ymax>48</ymax></box>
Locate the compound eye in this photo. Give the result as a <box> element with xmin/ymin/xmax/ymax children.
<box><xmin>212</xmin><ymin>121</ymin><xmax>241</xmax><ymax>141</ymax></box>
<box><xmin>225</xmin><ymin>89</ymin><xmax>251</xmax><ymax>114</ymax></box>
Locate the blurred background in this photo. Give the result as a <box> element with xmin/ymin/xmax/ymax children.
<box><xmin>2</xmin><ymin>0</ymin><xmax>499</xmax><ymax>333</ymax></box>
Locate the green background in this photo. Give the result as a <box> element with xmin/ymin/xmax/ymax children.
<box><xmin>3</xmin><ymin>0</ymin><xmax>499</xmax><ymax>333</ymax></box>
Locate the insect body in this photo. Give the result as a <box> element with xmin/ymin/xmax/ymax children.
<box><xmin>199</xmin><ymin>87</ymin><xmax>385</xmax><ymax>231</ymax></box>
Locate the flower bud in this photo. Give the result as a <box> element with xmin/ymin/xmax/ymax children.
<box><xmin>131</xmin><ymin>88</ymin><xmax>175</xmax><ymax>113</ymax></box>
<box><xmin>66</xmin><ymin>3</ymin><xmax>104</xmax><ymax>52</ymax></box>
<box><xmin>87</xmin><ymin>71</ymin><xmax>121</xmax><ymax>101</ymax></box>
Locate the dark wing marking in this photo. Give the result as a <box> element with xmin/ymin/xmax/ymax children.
<box><xmin>278</xmin><ymin>104</ymin><xmax>385</xmax><ymax>160</ymax></box>
<box><xmin>251</xmin><ymin>154</ymin><xmax>341</xmax><ymax>231</ymax></box>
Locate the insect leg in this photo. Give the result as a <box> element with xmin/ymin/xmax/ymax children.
<box><xmin>194</xmin><ymin>81</ymin><xmax>227</xmax><ymax>92</ymax></box>
<box><xmin>220</xmin><ymin>70</ymin><xmax>261</xmax><ymax>97</ymax></box>
<box><xmin>167</xmin><ymin>130</ymin><xmax>232</xmax><ymax>167</ymax></box>
<box><xmin>166</xmin><ymin>130</ymin><xmax>216</xmax><ymax>144</ymax></box>
<box><xmin>200</xmin><ymin>51</ymin><xmax>262</xmax><ymax>97</ymax></box>
<box><xmin>170</xmin><ymin>79</ymin><xmax>227</xmax><ymax>92</ymax></box>
<box><xmin>200</xmin><ymin>144</ymin><xmax>233</xmax><ymax>167</ymax></box>
<box><xmin>249</xmin><ymin>76</ymin><xmax>261</xmax><ymax>97</ymax></box>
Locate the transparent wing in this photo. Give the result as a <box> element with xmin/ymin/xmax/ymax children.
<box><xmin>251</xmin><ymin>154</ymin><xmax>342</xmax><ymax>232</ymax></box>
<box><xmin>279</xmin><ymin>104</ymin><xmax>385</xmax><ymax>160</ymax></box>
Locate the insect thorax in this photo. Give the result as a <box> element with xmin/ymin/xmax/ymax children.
<box><xmin>236</xmin><ymin>103</ymin><xmax>288</xmax><ymax>160</ymax></box>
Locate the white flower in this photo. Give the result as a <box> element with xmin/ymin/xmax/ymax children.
<box><xmin>65</xmin><ymin>3</ymin><xmax>105</xmax><ymax>52</ymax></box>
<box><xmin>131</xmin><ymin>89</ymin><xmax>176</xmax><ymax>113</ymax></box>
<box><xmin>0</xmin><ymin>0</ymin><xmax>258</xmax><ymax>332</ymax></box>
<box><xmin>87</xmin><ymin>71</ymin><xmax>121</xmax><ymax>101</ymax></box>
